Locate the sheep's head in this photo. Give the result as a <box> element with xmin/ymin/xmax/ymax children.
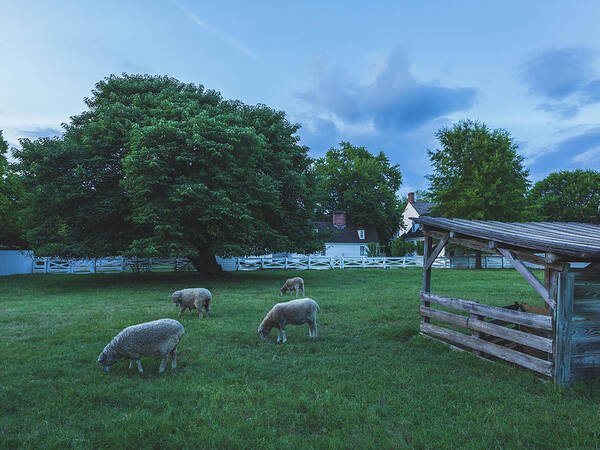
<box><xmin>257</xmin><ymin>326</ymin><xmax>270</xmax><ymax>341</ymax></box>
<box><xmin>97</xmin><ymin>350</ymin><xmax>117</xmax><ymax>372</ymax></box>
<box><xmin>171</xmin><ymin>292</ymin><xmax>181</xmax><ymax>306</ymax></box>
<box><xmin>280</xmin><ymin>286</ymin><xmax>287</xmax><ymax>296</ymax></box>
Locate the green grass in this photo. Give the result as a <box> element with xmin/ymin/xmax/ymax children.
<box><xmin>1</xmin><ymin>269</ymin><xmax>600</xmax><ymax>449</ymax></box>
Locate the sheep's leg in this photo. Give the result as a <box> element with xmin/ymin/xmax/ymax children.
<box><xmin>198</xmin><ymin>309</ymin><xmax>203</xmax><ymax>319</ymax></box>
<box><xmin>159</xmin><ymin>356</ymin><xmax>167</xmax><ymax>373</ymax></box>
<box><xmin>171</xmin><ymin>348</ymin><xmax>177</xmax><ymax>369</ymax></box>
<box><xmin>136</xmin><ymin>359</ymin><xmax>143</xmax><ymax>373</ymax></box>
<box><xmin>179</xmin><ymin>306</ymin><xmax>185</xmax><ymax>316</ymax></box>
<box><xmin>310</xmin><ymin>320</ymin><xmax>317</xmax><ymax>338</ymax></box>
<box><xmin>302</xmin><ymin>285</ymin><xmax>305</xmax><ymax>296</ymax></box>
<box><xmin>129</xmin><ymin>360</ymin><xmax>134</xmax><ymax>369</ymax></box>
<box><xmin>205</xmin><ymin>302</ymin><xmax>210</xmax><ymax>318</ymax></box>
<box><xmin>282</xmin><ymin>328</ymin><xmax>287</xmax><ymax>343</ymax></box>
<box><xmin>276</xmin><ymin>329</ymin><xmax>282</xmax><ymax>343</ymax></box>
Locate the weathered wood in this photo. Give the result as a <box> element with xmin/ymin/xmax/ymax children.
<box><xmin>419</xmin><ymin>306</ymin><xmax>553</xmax><ymax>353</ymax></box>
<box><xmin>497</xmin><ymin>248</ymin><xmax>555</xmax><ymax>309</ymax></box>
<box><xmin>420</xmin><ymin>322</ymin><xmax>553</xmax><ymax>376</ymax></box>
<box><xmin>425</xmin><ymin>228</ymin><xmax>566</xmax><ymax>271</ymax></box>
<box><xmin>553</xmin><ymin>271</ymin><xmax>575</xmax><ymax>385</ymax></box>
<box><xmin>420</xmin><ymin>292</ymin><xmax>552</xmax><ymax>331</ymax></box>
<box><xmin>424</xmin><ymin>234</ymin><xmax>449</xmax><ymax>271</ymax></box>
<box><xmin>417</xmin><ymin>217</ymin><xmax>600</xmax><ymax>259</ymax></box>
<box><xmin>574</xmin><ymin>281</ymin><xmax>600</xmax><ymax>300</ymax></box>
<box><xmin>422</xmin><ymin>235</ymin><xmax>432</xmax><ymax>293</ymax></box>
<box><xmin>584</xmin><ymin>262</ymin><xmax>600</xmax><ymax>272</ymax></box>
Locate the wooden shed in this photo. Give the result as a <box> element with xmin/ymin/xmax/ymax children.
<box><xmin>413</xmin><ymin>217</ymin><xmax>600</xmax><ymax>385</ymax></box>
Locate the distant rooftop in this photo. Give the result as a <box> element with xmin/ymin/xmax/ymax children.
<box><xmin>411</xmin><ymin>201</ymin><xmax>435</xmax><ymax>216</ymax></box>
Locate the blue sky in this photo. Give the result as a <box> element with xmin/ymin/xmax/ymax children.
<box><xmin>2</xmin><ymin>1</ymin><xmax>600</xmax><ymax>194</ymax></box>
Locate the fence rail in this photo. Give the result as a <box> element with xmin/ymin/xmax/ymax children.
<box><xmin>29</xmin><ymin>254</ymin><xmax>534</xmax><ymax>274</ymax></box>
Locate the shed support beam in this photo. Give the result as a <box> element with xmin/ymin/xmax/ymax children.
<box><xmin>497</xmin><ymin>248</ymin><xmax>556</xmax><ymax>310</ymax></box>
<box><xmin>424</xmin><ymin>234</ymin><xmax>449</xmax><ymax>271</ymax></box>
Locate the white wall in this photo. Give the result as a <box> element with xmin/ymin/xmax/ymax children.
<box><xmin>400</xmin><ymin>203</ymin><xmax>419</xmax><ymax>236</ymax></box>
<box><xmin>324</xmin><ymin>243</ymin><xmax>367</xmax><ymax>257</ymax></box>
<box><xmin>0</xmin><ymin>250</ymin><xmax>34</xmax><ymax>276</ymax></box>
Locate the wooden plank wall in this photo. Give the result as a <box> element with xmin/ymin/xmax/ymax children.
<box><xmin>568</xmin><ymin>271</ymin><xmax>600</xmax><ymax>382</ymax></box>
<box><xmin>419</xmin><ymin>292</ymin><xmax>553</xmax><ymax>376</ymax></box>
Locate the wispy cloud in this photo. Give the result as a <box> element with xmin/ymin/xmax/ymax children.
<box><xmin>172</xmin><ymin>0</ymin><xmax>258</xmax><ymax>61</ymax></box>
<box><xmin>519</xmin><ymin>47</ymin><xmax>600</xmax><ymax>118</ymax></box>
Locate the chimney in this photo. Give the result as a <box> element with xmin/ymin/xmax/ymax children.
<box><xmin>332</xmin><ymin>210</ymin><xmax>347</xmax><ymax>228</ymax></box>
<box><xmin>408</xmin><ymin>192</ymin><xmax>415</xmax><ymax>203</ymax></box>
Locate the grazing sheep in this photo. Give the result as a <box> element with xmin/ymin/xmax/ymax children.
<box><xmin>98</xmin><ymin>318</ymin><xmax>184</xmax><ymax>374</ymax></box>
<box><xmin>258</xmin><ymin>298</ymin><xmax>319</xmax><ymax>343</ymax></box>
<box><xmin>171</xmin><ymin>288</ymin><xmax>212</xmax><ymax>318</ymax></box>
<box><xmin>280</xmin><ymin>277</ymin><xmax>304</xmax><ymax>297</ymax></box>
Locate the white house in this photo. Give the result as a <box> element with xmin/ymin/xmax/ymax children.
<box><xmin>397</xmin><ymin>192</ymin><xmax>445</xmax><ymax>256</ymax></box>
<box><xmin>315</xmin><ymin>211</ymin><xmax>380</xmax><ymax>257</ymax></box>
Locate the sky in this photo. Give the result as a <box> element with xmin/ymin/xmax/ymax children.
<box><xmin>1</xmin><ymin>0</ymin><xmax>600</xmax><ymax>195</ymax></box>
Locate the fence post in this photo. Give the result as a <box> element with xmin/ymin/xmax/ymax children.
<box><xmin>340</xmin><ymin>257</ymin><xmax>344</xmax><ymax>270</ymax></box>
<box><xmin>261</xmin><ymin>256</ymin><xmax>264</xmax><ymax>269</ymax></box>
<box><xmin>44</xmin><ymin>258</ymin><xmax>49</xmax><ymax>274</ymax></box>
<box><xmin>362</xmin><ymin>256</ymin><xmax>365</xmax><ymax>268</ymax></box>
<box><xmin>308</xmin><ymin>255</ymin><xmax>311</xmax><ymax>270</ymax></box>
<box><xmin>383</xmin><ymin>257</ymin><xmax>387</xmax><ymax>269</ymax></box>
<box><xmin>121</xmin><ymin>257</ymin><xmax>126</xmax><ymax>273</ymax></box>
<box><xmin>284</xmin><ymin>257</ymin><xmax>288</xmax><ymax>269</ymax></box>
<box><xmin>236</xmin><ymin>258</ymin><xmax>239</xmax><ymax>271</ymax></box>
<box><xmin>92</xmin><ymin>259</ymin><xmax>96</xmax><ymax>273</ymax></box>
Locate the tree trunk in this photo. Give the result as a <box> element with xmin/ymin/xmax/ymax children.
<box><xmin>188</xmin><ymin>253</ymin><xmax>224</xmax><ymax>277</ymax></box>
<box><xmin>475</xmin><ymin>250</ymin><xmax>482</xmax><ymax>270</ymax></box>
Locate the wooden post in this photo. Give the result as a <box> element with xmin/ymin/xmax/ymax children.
<box><xmin>330</xmin><ymin>256</ymin><xmax>333</xmax><ymax>269</ymax></box>
<box><xmin>308</xmin><ymin>255</ymin><xmax>311</xmax><ymax>270</ymax></box>
<box><xmin>422</xmin><ymin>235</ymin><xmax>433</xmax><ymax>323</ymax></box>
<box><xmin>284</xmin><ymin>257</ymin><xmax>288</xmax><ymax>269</ymax></box>
<box><xmin>553</xmin><ymin>268</ymin><xmax>575</xmax><ymax>385</ymax></box>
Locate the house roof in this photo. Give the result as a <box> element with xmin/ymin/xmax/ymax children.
<box><xmin>413</xmin><ymin>216</ymin><xmax>600</xmax><ymax>260</ymax></box>
<box><xmin>315</xmin><ymin>222</ymin><xmax>380</xmax><ymax>244</ymax></box>
<box><xmin>401</xmin><ymin>229</ymin><xmax>424</xmax><ymax>240</ymax></box>
<box><xmin>410</xmin><ymin>201</ymin><xmax>435</xmax><ymax>216</ymax></box>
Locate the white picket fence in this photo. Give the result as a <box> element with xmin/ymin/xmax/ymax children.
<box><xmin>30</xmin><ymin>254</ymin><xmax>533</xmax><ymax>274</ymax></box>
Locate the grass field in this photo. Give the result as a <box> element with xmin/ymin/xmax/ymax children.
<box><xmin>2</xmin><ymin>269</ymin><xmax>600</xmax><ymax>449</ymax></box>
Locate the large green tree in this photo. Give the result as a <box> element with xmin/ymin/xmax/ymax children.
<box><xmin>427</xmin><ymin>120</ymin><xmax>530</xmax><ymax>268</ymax></box>
<box><xmin>0</xmin><ymin>131</ymin><xmax>26</xmax><ymax>248</ymax></box>
<box><xmin>15</xmin><ymin>74</ymin><xmax>321</xmax><ymax>274</ymax></box>
<box><xmin>527</xmin><ymin>170</ymin><xmax>600</xmax><ymax>223</ymax></box>
<box><xmin>427</xmin><ymin>120</ymin><xmax>530</xmax><ymax>220</ymax></box>
<box><xmin>314</xmin><ymin>142</ymin><xmax>403</xmax><ymax>243</ymax></box>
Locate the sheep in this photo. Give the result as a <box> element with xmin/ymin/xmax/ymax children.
<box><xmin>171</xmin><ymin>288</ymin><xmax>212</xmax><ymax>318</ymax></box>
<box><xmin>257</xmin><ymin>298</ymin><xmax>319</xmax><ymax>343</ymax></box>
<box><xmin>280</xmin><ymin>277</ymin><xmax>304</xmax><ymax>297</ymax></box>
<box><xmin>97</xmin><ymin>318</ymin><xmax>184</xmax><ymax>374</ymax></box>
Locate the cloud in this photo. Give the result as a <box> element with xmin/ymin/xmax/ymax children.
<box><xmin>18</xmin><ymin>127</ymin><xmax>63</xmax><ymax>139</ymax></box>
<box><xmin>519</xmin><ymin>48</ymin><xmax>600</xmax><ymax>117</ymax></box>
<box><xmin>297</xmin><ymin>48</ymin><xmax>477</xmax><ymax>135</ymax></box>
<box><xmin>528</xmin><ymin>127</ymin><xmax>600</xmax><ymax>175</ymax></box>
<box><xmin>172</xmin><ymin>0</ymin><xmax>258</xmax><ymax>61</ymax></box>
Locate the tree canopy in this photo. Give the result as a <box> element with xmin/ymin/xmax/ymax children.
<box><xmin>427</xmin><ymin>120</ymin><xmax>530</xmax><ymax>221</ymax></box>
<box><xmin>527</xmin><ymin>170</ymin><xmax>600</xmax><ymax>223</ymax></box>
<box><xmin>314</xmin><ymin>142</ymin><xmax>403</xmax><ymax>242</ymax></box>
<box><xmin>0</xmin><ymin>130</ymin><xmax>26</xmax><ymax>248</ymax></box>
<box><xmin>15</xmin><ymin>74</ymin><xmax>321</xmax><ymax>273</ymax></box>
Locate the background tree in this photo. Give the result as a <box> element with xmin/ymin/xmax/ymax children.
<box><xmin>0</xmin><ymin>131</ymin><xmax>26</xmax><ymax>248</ymax></box>
<box><xmin>314</xmin><ymin>142</ymin><xmax>403</xmax><ymax>243</ymax></box>
<box><xmin>527</xmin><ymin>170</ymin><xmax>600</xmax><ymax>223</ymax></box>
<box><xmin>427</xmin><ymin>119</ymin><xmax>530</xmax><ymax>267</ymax></box>
<box><xmin>15</xmin><ymin>74</ymin><xmax>321</xmax><ymax>274</ymax></box>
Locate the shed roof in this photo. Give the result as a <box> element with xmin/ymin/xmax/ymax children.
<box><xmin>413</xmin><ymin>217</ymin><xmax>600</xmax><ymax>260</ymax></box>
